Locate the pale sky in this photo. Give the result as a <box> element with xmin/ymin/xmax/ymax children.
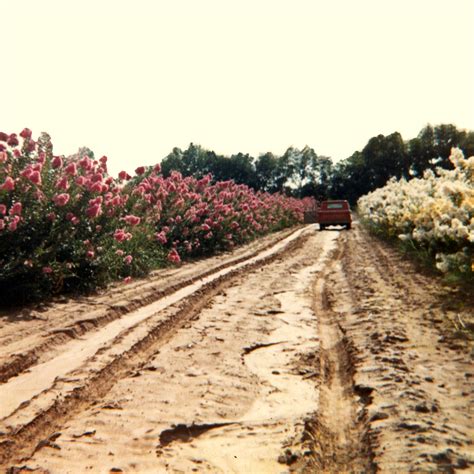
<box><xmin>2</xmin><ymin>0</ymin><xmax>474</xmax><ymax>176</ymax></box>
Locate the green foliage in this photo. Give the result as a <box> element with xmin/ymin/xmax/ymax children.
<box><xmin>330</xmin><ymin>124</ymin><xmax>473</xmax><ymax>204</ymax></box>
<box><xmin>161</xmin><ymin>143</ymin><xmax>334</xmax><ymax>199</ymax></box>
<box><xmin>156</xmin><ymin>124</ymin><xmax>474</xmax><ymax>206</ymax></box>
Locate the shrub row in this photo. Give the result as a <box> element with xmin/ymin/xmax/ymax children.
<box><xmin>358</xmin><ymin>148</ymin><xmax>473</xmax><ymax>280</ymax></box>
<box><xmin>0</xmin><ymin>129</ymin><xmax>314</xmax><ymax>304</ymax></box>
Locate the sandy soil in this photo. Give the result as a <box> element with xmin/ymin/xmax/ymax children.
<box><xmin>0</xmin><ymin>223</ymin><xmax>472</xmax><ymax>473</ymax></box>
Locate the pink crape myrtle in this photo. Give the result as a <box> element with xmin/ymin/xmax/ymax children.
<box><xmin>0</xmin><ymin>129</ymin><xmax>315</xmax><ymax>303</ymax></box>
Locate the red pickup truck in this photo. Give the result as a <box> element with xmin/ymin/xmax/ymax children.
<box><xmin>304</xmin><ymin>200</ymin><xmax>352</xmax><ymax>230</ymax></box>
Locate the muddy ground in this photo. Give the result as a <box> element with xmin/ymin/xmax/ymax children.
<box><xmin>0</xmin><ymin>223</ymin><xmax>472</xmax><ymax>473</ymax></box>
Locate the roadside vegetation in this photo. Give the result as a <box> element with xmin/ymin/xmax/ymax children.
<box><xmin>0</xmin><ymin>130</ymin><xmax>312</xmax><ymax>304</ymax></box>
<box><xmin>159</xmin><ymin>123</ymin><xmax>474</xmax><ymax>203</ymax></box>
<box><xmin>1</xmin><ymin>123</ymin><xmax>473</xmax><ymax>303</ymax></box>
<box><xmin>160</xmin><ymin>123</ymin><xmax>473</xmax><ymax>284</ymax></box>
<box><xmin>358</xmin><ymin>148</ymin><xmax>473</xmax><ymax>283</ymax></box>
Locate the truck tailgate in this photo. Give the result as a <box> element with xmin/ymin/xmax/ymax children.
<box><xmin>318</xmin><ymin>210</ymin><xmax>350</xmax><ymax>223</ymax></box>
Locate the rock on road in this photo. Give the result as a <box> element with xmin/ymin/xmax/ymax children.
<box><xmin>0</xmin><ymin>223</ymin><xmax>472</xmax><ymax>473</ymax></box>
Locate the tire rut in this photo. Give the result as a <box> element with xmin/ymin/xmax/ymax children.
<box><xmin>0</xmin><ymin>228</ymin><xmax>299</xmax><ymax>384</ymax></box>
<box><xmin>299</xmin><ymin>238</ymin><xmax>376</xmax><ymax>473</ymax></box>
<box><xmin>340</xmin><ymin>225</ymin><xmax>474</xmax><ymax>472</ymax></box>
<box><xmin>0</xmin><ymin>231</ymin><xmax>310</xmax><ymax>469</ymax></box>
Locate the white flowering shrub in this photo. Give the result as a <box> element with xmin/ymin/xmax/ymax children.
<box><xmin>358</xmin><ymin>148</ymin><xmax>473</xmax><ymax>277</ymax></box>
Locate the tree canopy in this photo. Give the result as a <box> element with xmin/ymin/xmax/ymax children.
<box><xmin>158</xmin><ymin>123</ymin><xmax>473</xmax><ymax>204</ymax></box>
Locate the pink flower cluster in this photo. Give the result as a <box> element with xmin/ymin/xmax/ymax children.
<box><xmin>117</xmin><ymin>167</ymin><xmax>312</xmax><ymax>263</ymax></box>
<box><xmin>0</xmin><ymin>129</ymin><xmax>315</xmax><ymax>294</ymax></box>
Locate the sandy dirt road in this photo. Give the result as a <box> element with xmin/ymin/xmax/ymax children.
<box><xmin>0</xmin><ymin>223</ymin><xmax>472</xmax><ymax>473</ymax></box>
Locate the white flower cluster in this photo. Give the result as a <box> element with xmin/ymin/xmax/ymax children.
<box><xmin>358</xmin><ymin>148</ymin><xmax>474</xmax><ymax>275</ymax></box>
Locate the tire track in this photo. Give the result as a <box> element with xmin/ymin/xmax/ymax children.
<box><xmin>20</xmin><ymin>229</ymin><xmax>337</xmax><ymax>473</ymax></box>
<box><xmin>0</xmin><ymin>229</ymin><xmax>310</xmax><ymax>469</ymax></box>
<box><xmin>299</xmin><ymin>238</ymin><xmax>376</xmax><ymax>473</ymax></box>
<box><xmin>3</xmin><ymin>223</ymin><xmax>472</xmax><ymax>472</ymax></box>
<box><xmin>340</xmin><ymin>225</ymin><xmax>474</xmax><ymax>472</ymax></box>
<box><xmin>0</xmin><ymin>228</ymin><xmax>299</xmax><ymax>384</ymax></box>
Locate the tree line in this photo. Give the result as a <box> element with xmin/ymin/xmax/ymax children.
<box><xmin>160</xmin><ymin>123</ymin><xmax>474</xmax><ymax>203</ymax></box>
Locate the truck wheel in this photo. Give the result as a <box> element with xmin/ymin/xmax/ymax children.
<box><xmin>319</xmin><ymin>224</ymin><xmax>325</xmax><ymax>231</ymax></box>
<box><xmin>346</xmin><ymin>223</ymin><xmax>351</xmax><ymax>230</ymax></box>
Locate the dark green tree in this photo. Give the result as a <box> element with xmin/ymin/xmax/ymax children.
<box><xmin>161</xmin><ymin>147</ymin><xmax>184</xmax><ymax>177</ymax></box>
<box><xmin>212</xmin><ymin>153</ymin><xmax>256</xmax><ymax>186</ymax></box>
<box><xmin>407</xmin><ymin>124</ymin><xmax>470</xmax><ymax>177</ymax></box>
<box><xmin>254</xmin><ymin>152</ymin><xmax>279</xmax><ymax>192</ymax></box>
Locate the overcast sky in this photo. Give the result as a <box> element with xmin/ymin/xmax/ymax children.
<box><xmin>2</xmin><ymin>0</ymin><xmax>474</xmax><ymax>176</ymax></box>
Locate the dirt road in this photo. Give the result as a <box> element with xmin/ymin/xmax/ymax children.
<box><xmin>0</xmin><ymin>223</ymin><xmax>472</xmax><ymax>473</ymax></box>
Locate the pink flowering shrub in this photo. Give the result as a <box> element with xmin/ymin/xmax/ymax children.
<box><xmin>0</xmin><ymin>130</ymin><xmax>155</xmax><ymax>303</ymax></box>
<box><xmin>0</xmin><ymin>129</ymin><xmax>314</xmax><ymax>304</ymax></box>
<box><xmin>121</xmin><ymin>168</ymin><xmax>310</xmax><ymax>259</ymax></box>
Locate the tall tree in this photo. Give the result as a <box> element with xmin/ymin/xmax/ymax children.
<box><xmin>407</xmin><ymin>124</ymin><xmax>469</xmax><ymax>176</ymax></box>
<box><xmin>361</xmin><ymin>132</ymin><xmax>407</xmax><ymax>188</ymax></box>
<box><xmin>211</xmin><ymin>153</ymin><xmax>256</xmax><ymax>186</ymax></box>
<box><xmin>254</xmin><ymin>152</ymin><xmax>279</xmax><ymax>192</ymax></box>
<box><xmin>161</xmin><ymin>147</ymin><xmax>184</xmax><ymax>177</ymax></box>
